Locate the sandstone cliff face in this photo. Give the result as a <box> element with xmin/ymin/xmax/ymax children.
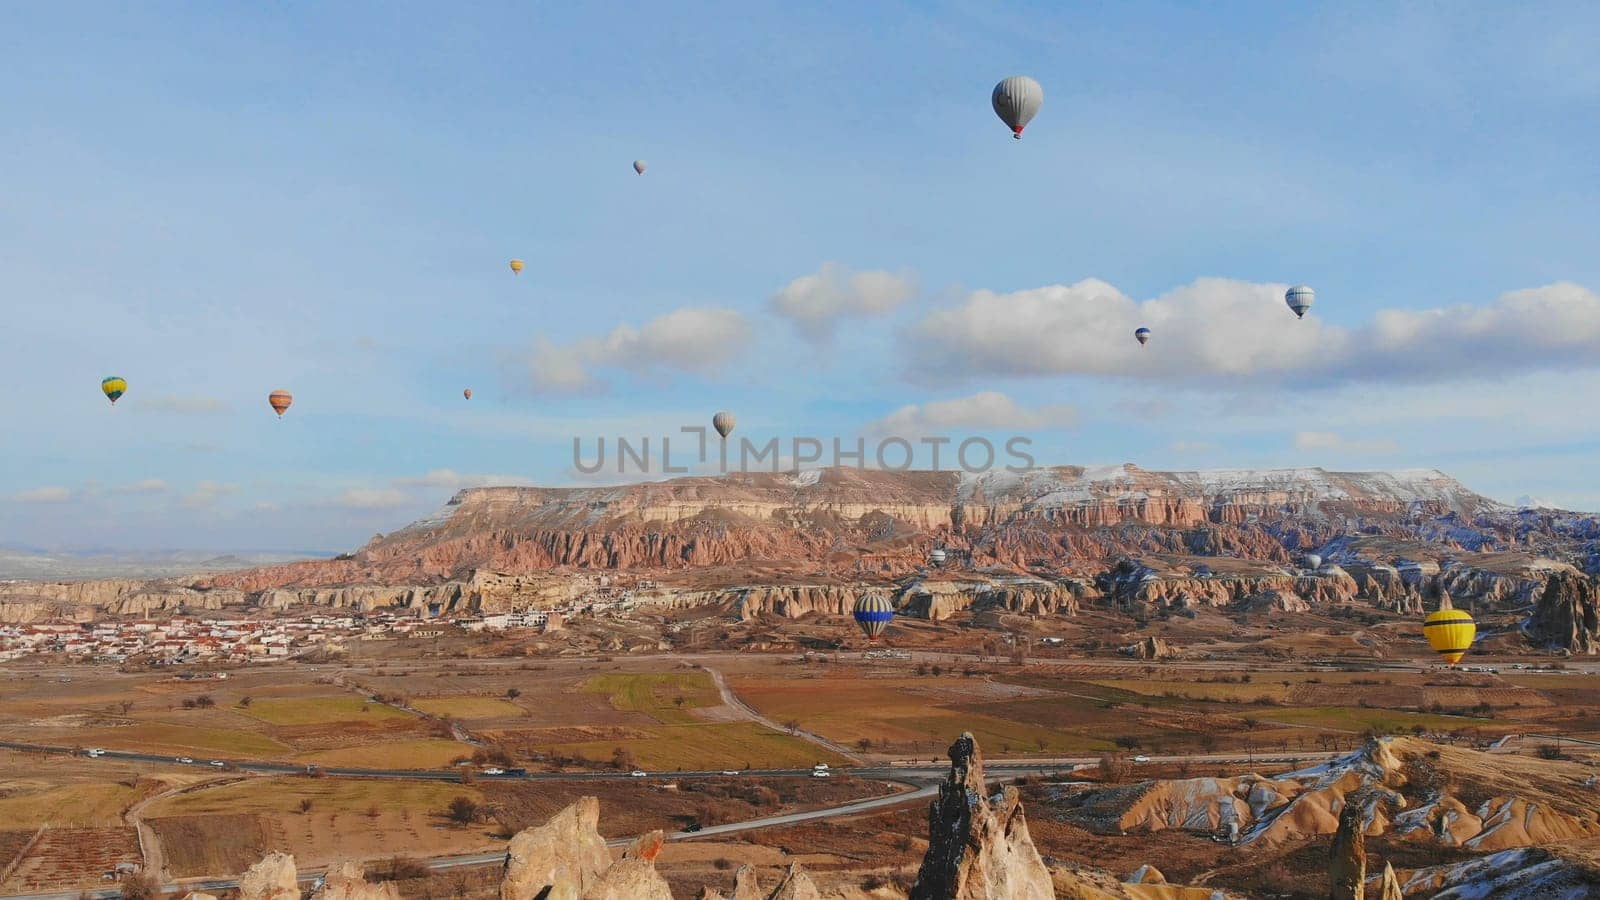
<box><xmin>1527</xmin><ymin>570</ymin><xmax>1600</xmax><ymax>654</ymax></box>
<box><xmin>500</xmin><ymin>795</ymin><xmax>612</xmax><ymax>900</ymax></box>
<box><xmin>237</xmin><ymin>852</ymin><xmax>300</xmax><ymax>900</ymax></box>
<box><xmin>910</xmin><ymin>732</ymin><xmax>1053</xmax><ymax>900</ymax></box>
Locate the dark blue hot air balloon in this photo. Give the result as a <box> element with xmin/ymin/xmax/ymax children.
<box><xmin>853</xmin><ymin>593</ymin><xmax>894</xmax><ymax>642</ymax></box>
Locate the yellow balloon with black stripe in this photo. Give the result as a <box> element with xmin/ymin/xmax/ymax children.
<box><xmin>1424</xmin><ymin>607</ymin><xmax>1476</xmax><ymax>665</ymax></box>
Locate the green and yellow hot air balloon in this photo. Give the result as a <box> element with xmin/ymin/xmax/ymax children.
<box><xmin>1424</xmin><ymin>599</ymin><xmax>1476</xmax><ymax>666</ymax></box>
<box><xmin>101</xmin><ymin>376</ymin><xmax>127</xmax><ymax>405</ymax></box>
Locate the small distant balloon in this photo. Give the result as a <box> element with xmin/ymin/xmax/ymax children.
<box><xmin>1134</xmin><ymin>327</ymin><xmax>1151</xmax><ymax>346</ymax></box>
<box><xmin>509</xmin><ymin>259</ymin><xmax>525</xmax><ymax>275</ymax></box>
<box><xmin>633</xmin><ymin>160</ymin><xmax>647</xmax><ymax>175</ymax></box>
<box><xmin>1286</xmin><ymin>285</ymin><xmax>1315</xmax><ymax>319</ymax></box>
<box><xmin>101</xmin><ymin>376</ymin><xmax>127</xmax><ymax>405</ymax></box>
<box><xmin>712</xmin><ymin>411</ymin><xmax>736</xmax><ymax>439</ymax></box>
<box><xmin>463</xmin><ymin>388</ymin><xmax>472</xmax><ymax>400</ymax></box>
<box><xmin>268</xmin><ymin>389</ymin><xmax>293</xmax><ymax>418</ymax></box>
<box><xmin>930</xmin><ymin>548</ymin><xmax>948</xmax><ymax>567</ymax></box>
<box><xmin>991</xmin><ymin>76</ymin><xmax>1043</xmax><ymax>139</ymax></box>
<box><xmin>1305</xmin><ymin>553</ymin><xmax>1322</xmax><ymax>570</ymax></box>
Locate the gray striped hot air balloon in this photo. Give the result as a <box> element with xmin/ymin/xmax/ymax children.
<box><xmin>633</xmin><ymin>160</ymin><xmax>647</xmax><ymax>175</ymax></box>
<box><xmin>853</xmin><ymin>593</ymin><xmax>894</xmax><ymax>642</ymax></box>
<box><xmin>992</xmin><ymin>76</ymin><xmax>1043</xmax><ymax>139</ymax></box>
<box><xmin>712</xmin><ymin>411</ymin><xmax>736</xmax><ymax>439</ymax></box>
<box><xmin>1286</xmin><ymin>285</ymin><xmax>1315</xmax><ymax>319</ymax></box>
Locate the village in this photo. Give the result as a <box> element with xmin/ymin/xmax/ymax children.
<box><xmin>0</xmin><ymin>603</ymin><xmax>584</xmax><ymax>665</ymax></box>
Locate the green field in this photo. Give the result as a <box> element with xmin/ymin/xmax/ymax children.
<box><xmin>72</xmin><ymin>722</ymin><xmax>291</xmax><ymax>757</ymax></box>
<box><xmin>1258</xmin><ymin>706</ymin><xmax>1490</xmax><ymax>734</ymax></box>
<box><xmin>240</xmin><ymin>696</ymin><xmax>413</xmax><ymax>726</ymax></box>
<box><xmin>145</xmin><ymin>776</ymin><xmax>481</xmax><ymax>816</ymax></box>
<box><xmin>583</xmin><ymin>673</ymin><xmax>719</xmax><ymax>725</ymax></box>
<box><xmin>411</xmin><ymin>696</ymin><xmax>526</xmax><ymax>719</ymax></box>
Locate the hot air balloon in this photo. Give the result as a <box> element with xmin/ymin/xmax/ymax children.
<box><xmin>991</xmin><ymin>76</ymin><xmax>1043</xmax><ymax>139</ymax></box>
<box><xmin>712</xmin><ymin>411</ymin><xmax>736</xmax><ymax>439</ymax></box>
<box><xmin>101</xmin><ymin>377</ymin><xmax>127</xmax><ymax>405</ymax></box>
<box><xmin>1305</xmin><ymin>553</ymin><xmax>1323</xmax><ymax>570</ymax></box>
<box><xmin>509</xmin><ymin>259</ymin><xmax>525</xmax><ymax>275</ymax></box>
<box><xmin>930</xmin><ymin>548</ymin><xmax>948</xmax><ymax>567</ymax></box>
<box><xmin>1285</xmin><ymin>285</ymin><xmax>1315</xmax><ymax>319</ymax></box>
<box><xmin>633</xmin><ymin>160</ymin><xmax>647</xmax><ymax>175</ymax></box>
<box><xmin>267</xmin><ymin>389</ymin><xmax>293</xmax><ymax>418</ymax></box>
<box><xmin>1134</xmin><ymin>327</ymin><xmax>1151</xmax><ymax>346</ymax></box>
<box><xmin>463</xmin><ymin>388</ymin><xmax>472</xmax><ymax>400</ymax></box>
<box><xmin>853</xmin><ymin>593</ymin><xmax>894</xmax><ymax>642</ymax></box>
<box><xmin>1424</xmin><ymin>601</ymin><xmax>1476</xmax><ymax>666</ymax></box>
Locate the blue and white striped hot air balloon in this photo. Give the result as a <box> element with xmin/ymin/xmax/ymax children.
<box><xmin>1134</xmin><ymin>327</ymin><xmax>1151</xmax><ymax>346</ymax></box>
<box><xmin>1285</xmin><ymin>285</ymin><xmax>1315</xmax><ymax>319</ymax></box>
<box><xmin>853</xmin><ymin>593</ymin><xmax>894</xmax><ymax>642</ymax></box>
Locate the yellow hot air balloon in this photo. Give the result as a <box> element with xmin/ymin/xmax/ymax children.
<box><xmin>268</xmin><ymin>389</ymin><xmax>293</xmax><ymax>418</ymax></box>
<box><xmin>509</xmin><ymin>259</ymin><xmax>525</xmax><ymax>275</ymax></box>
<box><xmin>1424</xmin><ymin>601</ymin><xmax>1476</xmax><ymax>665</ymax></box>
<box><xmin>101</xmin><ymin>376</ymin><xmax>127</xmax><ymax>405</ymax></box>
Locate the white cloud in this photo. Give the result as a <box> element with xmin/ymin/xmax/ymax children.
<box><xmin>907</xmin><ymin>278</ymin><xmax>1600</xmax><ymax>386</ymax></box>
<box><xmin>326</xmin><ymin>488</ymin><xmax>413</xmax><ymax>510</ymax></box>
<box><xmin>182</xmin><ymin>481</ymin><xmax>239</xmax><ymax>508</ymax></box>
<box><xmin>15</xmin><ymin>486</ymin><xmax>71</xmax><ymax>503</ymax></box>
<box><xmin>524</xmin><ymin>307</ymin><xmax>751</xmax><ymax>393</ymax></box>
<box><xmin>393</xmin><ymin>469</ymin><xmax>537</xmax><ymax>490</ymax></box>
<box><xmin>771</xmin><ymin>263</ymin><xmax>916</xmax><ymax>341</ymax></box>
<box><xmin>1292</xmin><ymin>431</ymin><xmax>1399</xmax><ymax>455</ymax></box>
<box><xmin>145</xmin><ymin>395</ymin><xmax>230</xmax><ymax>414</ymax></box>
<box><xmin>113</xmin><ymin>479</ymin><xmax>171</xmax><ymax>495</ymax></box>
<box><xmin>868</xmin><ymin>391</ymin><xmax>1076</xmax><ymax>435</ymax></box>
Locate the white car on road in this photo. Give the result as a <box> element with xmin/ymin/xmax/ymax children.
<box><xmin>630</xmin><ymin>770</ymin><xmax>648</xmax><ymax>777</ymax></box>
<box><xmin>1132</xmin><ymin>755</ymin><xmax>1151</xmax><ymax>763</ymax></box>
<box><xmin>812</xmin><ymin>770</ymin><xmax>831</xmax><ymax>778</ymax></box>
<box><xmin>86</xmin><ymin>748</ymin><xmax>106</xmax><ymax>757</ymax></box>
<box><xmin>208</xmin><ymin>760</ymin><xmax>226</xmax><ymax>768</ymax></box>
<box><xmin>176</xmin><ymin>757</ymin><xmax>195</xmax><ymax>764</ymax></box>
<box><xmin>720</xmin><ymin>770</ymin><xmax>740</xmax><ymax>776</ymax></box>
<box><xmin>812</xmin><ymin>763</ymin><xmax>829</xmax><ymax>770</ymax></box>
<box><xmin>483</xmin><ymin>768</ymin><xmax>505</xmax><ymax>776</ymax></box>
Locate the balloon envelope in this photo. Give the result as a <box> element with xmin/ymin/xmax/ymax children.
<box><xmin>1305</xmin><ymin>553</ymin><xmax>1322</xmax><ymax>570</ymax></box>
<box><xmin>463</xmin><ymin>388</ymin><xmax>472</xmax><ymax>400</ymax></box>
<box><xmin>1424</xmin><ymin>607</ymin><xmax>1476</xmax><ymax>665</ymax></box>
<box><xmin>1286</xmin><ymin>285</ymin><xmax>1315</xmax><ymax>318</ymax></box>
<box><xmin>1134</xmin><ymin>327</ymin><xmax>1151</xmax><ymax>346</ymax></box>
<box><xmin>101</xmin><ymin>376</ymin><xmax>127</xmax><ymax>404</ymax></box>
<box><xmin>930</xmin><ymin>548</ymin><xmax>947</xmax><ymax>566</ymax></box>
<box><xmin>268</xmin><ymin>389</ymin><xmax>293</xmax><ymax>418</ymax></box>
<box><xmin>509</xmin><ymin>259</ymin><xmax>525</xmax><ymax>275</ymax></box>
<box><xmin>991</xmin><ymin>76</ymin><xmax>1043</xmax><ymax>138</ymax></box>
<box><xmin>853</xmin><ymin>593</ymin><xmax>894</xmax><ymax>642</ymax></box>
<box><xmin>633</xmin><ymin>160</ymin><xmax>647</xmax><ymax>175</ymax></box>
<box><xmin>712</xmin><ymin>411</ymin><xmax>736</xmax><ymax>439</ymax></box>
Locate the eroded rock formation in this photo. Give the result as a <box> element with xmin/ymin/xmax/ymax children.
<box><xmin>910</xmin><ymin>732</ymin><xmax>1053</xmax><ymax>899</ymax></box>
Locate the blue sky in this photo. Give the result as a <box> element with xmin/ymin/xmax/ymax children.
<box><xmin>4</xmin><ymin>2</ymin><xmax>1600</xmax><ymax>552</ymax></box>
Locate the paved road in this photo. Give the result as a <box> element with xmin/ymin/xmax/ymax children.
<box><xmin>0</xmin><ymin>740</ymin><xmax>1339</xmax><ymax>786</ymax></box>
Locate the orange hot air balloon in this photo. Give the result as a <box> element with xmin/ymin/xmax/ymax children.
<box><xmin>463</xmin><ymin>388</ymin><xmax>472</xmax><ymax>400</ymax></box>
<box><xmin>268</xmin><ymin>389</ymin><xmax>293</xmax><ymax>418</ymax></box>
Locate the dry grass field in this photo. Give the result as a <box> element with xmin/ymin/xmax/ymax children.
<box><xmin>147</xmin><ymin>813</ymin><xmax>273</xmax><ymax>878</ymax></box>
<box><xmin>411</xmin><ymin>696</ymin><xmax>526</xmax><ymax>719</ymax></box>
<box><xmin>240</xmin><ymin>695</ymin><xmax>412</xmax><ymax>726</ymax></box>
